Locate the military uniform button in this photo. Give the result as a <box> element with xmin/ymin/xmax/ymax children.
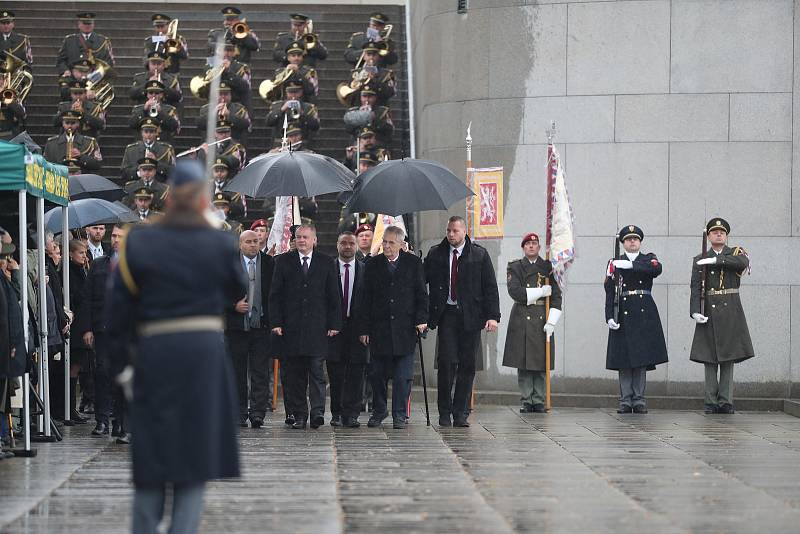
<box><xmin>539</xmin><ymin>316</ymin><xmax>543</xmax><ymax>320</ymax></box>
<box><xmin>639</xmin><ymin>295</ymin><xmax>643</xmax><ymax>299</ymax></box>
<box><xmin>712</xmin><ymin>304</ymin><xmax>716</xmax><ymax>308</ymax></box>
<box><xmin>526</xmin><ymin>283</ymin><xmax>530</xmax><ymax>287</ymax></box>
<box><xmin>641</xmin><ymin>309</ymin><xmax>644</xmax><ymax>312</ymax></box>
<box><xmin>624</xmin><ymin>311</ymin><xmax>628</xmax><ymax>315</ymax></box>
<box><xmin>711</xmin><ymin>271</ymin><xmax>715</xmax><ymax>274</ymax></box>
<box><xmin>526</xmin><ymin>316</ymin><xmax>531</xmax><ymax>320</ymax></box>
<box><xmin>390</xmin><ymin>315</ymin><xmax>394</xmax><ymax>319</ymax></box>
<box><xmin>623</xmin><ymin>297</ymin><xmax>627</xmax><ymax>301</ymax></box>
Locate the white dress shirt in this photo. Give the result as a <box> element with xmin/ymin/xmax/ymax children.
<box><xmin>339</xmin><ymin>258</ymin><xmax>355</xmax><ymax>317</ymax></box>
<box><xmin>446</xmin><ymin>242</ymin><xmax>466</xmax><ymax>305</ymax></box>
<box><xmin>87</xmin><ymin>241</ymin><xmax>104</xmax><ymax>260</ymax></box>
<box><xmin>299</xmin><ymin>249</ymin><xmax>313</xmax><ymax>268</ymax></box>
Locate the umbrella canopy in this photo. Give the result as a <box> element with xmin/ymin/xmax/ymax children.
<box><xmin>224</xmin><ymin>150</ymin><xmax>354</xmax><ymax>198</ymax></box>
<box><xmin>68</xmin><ymin>173</ymin><xmax>124</xmax><ymax>201</ymax></box>
<box><xmin>345</xmin><ymin>159</ymin><xmax>474</xmax><ymax>216</ymax></box>
<box><xmin>44</xmin><ymin>198</ymin><xmax>137</xmax><ymax>233</ymax></box>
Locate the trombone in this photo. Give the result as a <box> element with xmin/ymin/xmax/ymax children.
<box><xmin>165</xmin><ymin>19</ymin><xmax>182</xmax><ymax>55</ymax></box>
<box><xmin>232</xmin><ymin>19</ymin><xmax>249</xmax><ymax>40</ymax></box>
<box><xmin>301</xmin><ymin>19</ymin><xmax>318</xmax><ymax>50</ymax></box>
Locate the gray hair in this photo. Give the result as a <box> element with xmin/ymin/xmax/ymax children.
<box><xmin>384</xmin><ymin>225</ymin><xmax>406</xmax><ymax>240</ymax></box>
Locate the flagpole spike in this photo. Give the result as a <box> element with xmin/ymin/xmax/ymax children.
<box><xmin>281</xmin><ymin>114</ymin><xmax>288</xmax><ymax>149</ymax></box>
<box><xmin>546</xmin><ymin>120</ymin><xmax>557</xmax><ymax>144</ymax></box>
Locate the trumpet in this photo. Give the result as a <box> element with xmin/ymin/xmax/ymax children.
<box><xmin>217</xmin><ymin>102</ymin><xmax>228</xmax><ymax>120</ymax></box>
<box><xmin>258</xmin><ymin>66</ymin><xmax>293</xmax><ymax>103</ymax></box>
<box><xmin>288</xmin><ymin>103</ymin><xmax>301</xmax><ymax>121</ymax></box>
<box><xmin>190</xmin><ymin>64</ymin><xmax>224</xmax><ymax>99</ymax></box>
<box><xmin>232</xmin><ymin>19</ymin><xmax>249</xmax><ymax>39</ymax></box>
<box><xmin>148</xmin><ymin>101</ymin><xmax>160</xmax><ymax>118</ymax></box>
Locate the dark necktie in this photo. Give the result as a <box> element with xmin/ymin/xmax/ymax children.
<box><xmin>342</xmin><ymin>263</ymin><xmax>351</xmax><ymax>318</ymax></box>
<box><xmin>388</xmin><ymin>258</ymin><xmax>397</xmax><ymax>273</ymax></box>
<box><xmin>302</xmin><ymin>256</ymin><xmax>309</xmax><ymax>275</ymax></box>
<box><xmin>450</xmin><ymin>249</ymin><xmax>459</xmax><ymax>301</ymax></box>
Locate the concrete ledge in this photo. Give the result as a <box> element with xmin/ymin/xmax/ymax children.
<box><xmin>784</xmin><ymin>399</ymin><xmax>800</xmax><ymax>418</ymax></box>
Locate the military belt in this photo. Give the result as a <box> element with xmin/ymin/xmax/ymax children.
<box><xmin>622</xmin><ymin>290</ymin><xmax>651</xmax><ymax>297</ymax></box>
<box><xmin>138</xmin><ymin>316</ymin><xmax>224</xmax><ymax>338</ymax></box>
<box><xmin>706</xmin><ymin>288</ymin><xmax>739</xmax><ymax>296</ymax></box>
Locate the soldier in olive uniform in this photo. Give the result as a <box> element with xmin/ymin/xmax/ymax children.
<box><xmin>272</xmin><ymin>13</ymin><xmax>328</xmax><ymax>67</ymax></box>
<box><xmin>129</xmin><ymin>51</ymin><xmax>182</xmax><ymax>106</ymax></box>
<box><xmin>197</xmin><ymin>82</ymin><xmax>251</xmax><ymax>146</ymax></box>
<box><xmin>198</xmin><ymin>40</ymin><xmax>251</xmax><ymax>109</ymax></box>
<box><xmin>213</xmin><ymin>192</ymin><xmax>243</xmax><ymax>235</ymax></box>
<box><xmin>53</xmin><ymin>80</ymin><xmax>105</xmax><ymax>140</ymax></box>
<box><xmin>0</xmin><ymin>61</ymin><xmax>26</xmax><ymax>140</ymax></box>
<box><xmin>120</xmin><ymin>118</ymin><xmax>175</xmax><ymax>182</ymax></box>
<box><xmin>344</xmin><ymin>85</ymin><xmax>394</xmax><ymax>147</ymax></box>
<box><xmin>131</xmin><ymin>187</ymin><xmax>163</xmax><ymax>222</ymax></box>
<box><xmin>342</xmin><ymin>40</ymin><xmax>395</xmax><ymax>107</ymax></box>
<box><xmin>273</xmin><ymin>41</ymin><xmax>318</xmax><ymax>101</ymax></box>
<box><xmin>690</xmin><ymin>218</ymin><xmax>754</xmax><ymax>414</ymax></box>
<box><xmin>123</xmin><ymin>157</ymin><xmax>169</xmax><ymax>211</ymax></box>
<box><xmin>143</xmin><ymin>14</ymin><xmax>188</xmax><ymax>74</ymax></box>
<box><xmin>56</xmin><ymin>13</ymin><xmax>114</xmax><ymax>76</ymax></box>
<box><xmin>190</xmin><ymin>121</ymin><xmax>246</xmax><ymax>173</ymax></box>
<box><xmin>265</xmin><ymin>81</ymin><xmax>319</xmax><ymax>146</ymax></box>
<box><xmin>502</xmin><ymin>233</ymin><xmax>563</xmax><ymax>413</ymax></box>
<box><xmin>208</xmin><ymin>7</ymin><xmax>259</xmax><ymax>66</ymax></box>
<box><xmin>211</xmin><ymin>158</ymin><xmax>245</xmax><ymax>220</ymax></box>
<box><xmin>128</xmin><ymin>80</ymin><xmax>180</xmax><ymax>144</ymax></box>
<box><xmin>44</xmin><ymin>109</ymin><xmax>102</xmax><ymax>172</ymax></box>
<box><xmin>344</xmin><ymin>12</ymin><xmax>397</xmax><ymax>67</ymax></box>
<box><xmin>58</xmin><ymin>60</ymin><xmax>90</xmax><ymax>101</ymax></box>
<box><xmin>0</xmin><ymin>11</ymin><xmax>33</xmax><ymax>66</ymax></box>
<box><xmin>343</xmin><ymin>127</ymin><xmax>390</xmax><ymax>172</ymax></box>
<box><xmin>604</xmin><ymin>225</ymin><xmax>668</xmax><ymax>414</ymax></box>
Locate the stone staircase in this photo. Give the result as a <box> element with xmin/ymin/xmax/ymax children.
<box><xmin>5</xmin><ymin>2</ymin><xmax>409</xmax><ymax>249</ymax></box>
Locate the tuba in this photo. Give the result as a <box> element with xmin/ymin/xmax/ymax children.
<box><xmin>85</xmin><ymin>58</ymin><xmax>115</xmax><ymax>110</ymax></box>
<box><xmin>258</xmin><ymin>66</ymin><xmax>293</xmax><ymax>103</ymax></box>
<box><xmin>190</xmin><ymin>64</ymin><xmax>224</xmax><ymax>100</ymax></box>
<box><xmin>0</xmin><ymin>51</ymin><xmax>33</xmax><ymax>106</ymax></box>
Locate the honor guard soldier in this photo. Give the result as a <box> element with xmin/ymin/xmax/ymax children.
<box><xmin>197</xmin><ymin>82</ymin><xmax>251</xmax><ymax>147</ymax></box>
<box><xmin>56</xmin><ymin>13</ymin><xmax>114</xmax><ymax>77</ymax></box>
<box><xmin>144</xmin><ymin>14</ymin><xmax>188</xmax><ymax>74</ymax></box>
<box><xmin>211</xmin><ymin>158</ymin><xmax>245</xmax><ymax>220</ymax></box>
<box><xmin>0</xmin><ymin>11</ymin><xmax>33</xmax><ymax>66</ymax></box>
<box><xmin>131</xmin><ymin>187</ymin><xmax>163</xmax><ymax>222</ymax></box>
<box><xmin>344</xmin><ymin>12</ymin><xmax>397</xmax><ymax>68</ymax></box>
<box><xmin>54</xmin><ymin>80</ymin><xmax>105</xmax><ymax>139</ymax></box>
<box><xmin>44</xmin><ymin>109</ymin><xmax>102</xmax><ymax>173</ymax></box>
<box><xmin>128</xmin><ymin>80</ymin><xmax>180</xmax><ymax>145</ymax></box>
<box><xmin>0</xmin><ymin>63</ymin><xmax>26</xmax><ymax>140</ymax></box>
<box><xmin>344</xmin><ymin>85</ymin><xmax>394</xmax><ymax>146</ymax></box>
<box><xmin>690</xmin><ymin>218</ymin><xmax>754</xmax><ymax>414</ymax></box>
<box><xmin>265</xmin><ymin>81</ymin><xmax>319</xmax><ymax>146</ymax></box>
<box><xmin>213</xmin><ymin>192</ymin><xmax>243</xmax><ymax>234</ymax></box>
<box><xmin>130</xmin><ymin>51</ymin><xmax>182</xmax><ymax>106</ymax></box>
<box><xmin>604</xmin><ymin>226</ymin><xmax>668</xmax><ymax>414</ymax></box>
<box><xmin>354</xmin><ymin>223</ymin><xmax>374</xmax><ymax>260</ymax></box>
<box><xmin>209</xmin><ymin>7</ymin><xmax>259</xmax><ymax>66</ymax></box>
<box><xmin>273</xmin><ymin>13</ymin><xmax>327</xmax><ymax>67</ymax></box>
<box><xmin>502</xmin><ymin>233</ymin><xmax>562</xmax><ymax>414</ymax></box>
<box><xmin>120</xmin><ymin>118</ymin><xmax>175</xmax><ymax>182</ymax></box>
<box><xmin>123</xmin><ymin>157</ymin><xmax>169</xmax><ymax>211</ymax></box>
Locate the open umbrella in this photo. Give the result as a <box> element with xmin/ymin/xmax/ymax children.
<box><xmin>345</xmin><ymin>159</ymin><xmax>474</xmax><ymax>216</ymax></box>
<box><xmin>44</xmin><ymin>198</ymin><xmax>137</xmax><ymax>233</ymax></box>
<box><xmin>68</xmin><ymin>173</ymin><xmax>124</xmax><ymax>201</ymax></box>
<box><xmin>224</xmin><ymin>150</ymin><xmax>354</xmax><ymax>198</ymax></box>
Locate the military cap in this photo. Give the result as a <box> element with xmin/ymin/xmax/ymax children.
<box><xmin>289</xmin><ymin>13</ymin><xmax>309</xmax><ymax>22</ymax></box>
<box><xmin>71</xmin><ymin>59</ymin><xmax>92</xmax><ymax>72</ymax></box>
<box><xmin>218</xmin><ymin>81</ymin><xmax>231</xmax><ymax>92</ymax></box>
<box><xmin>151</xmin><ymin>13</ymin><xmax>171</xmax><ymax>25</ymax></box>
<box><xmin>168</xmin><ymin>159</ymin><xmax>205</xmax><ymax>187</ymax></box>
<box><xmin>358</xmin><ymin>126</ymin><xmax>376</xmax><ymax>139</ymax></box>
<box><xmin>369</xmin><ymin>12</ymin><xmax>389</xmax><ymax>24</ymax></box>
<box><xmin>285</xmin><ymin>41</ymin><xmax>305</xmax><ymax>55</ymax></box>
<box><xmin>706</xmin><ymin>217</ymin><xmax>730</xmax><ymax>235</ymax></box>
<box><xmin>134</xmin><ymin>187</ymin><xmax>154</xmax><ymax>199</ymax></box>
<box><xmin>285</xmin><ymin>80</ymin><xmax>303</xmax><ymax>92</ymax></box>
<box><xmin>360</xmin><ymin>84</ymin><xmax>376</xmax><ymax>96</ymax></box>
<box><xmin>221</xmin><ymin>6</ymin><xmax>242</xmax><ymax>17</ymax></box>
<box><xmin>144</xmin><ymin>79</ymin><xmax>165</xmax><ymax>93</ymax></box>
<box><xmin>618</xmin><ymin>225</ymin><xmax>644</xmax><ymax>243</ymax></box>
<box><xmin>61</xmin><ymin>109</ymin><xmax>83</xmax><ymax>121</ymax></box>
<box><xmin>68</xmin><ymin>79</ymin><xmax>87</xmax><ymax>92</ymax></box>
<box><xmin>285</xmin><ymin>124</ymin><xmax>303</xmax><ymax>137</ymax></box>
<box><xmin>355</xmin><ymin>223</ymin><xmax>374</xmax><ymax>236</ymax></box>
<box><xmin>212</xmin><ymin>157</ymin><xmax>230</xmax><ymax>170</ymax></box>
<box><xmin>0</xmin><ymin>11</ymin><xmax>15</xmax><ymax>22</ymax></box>
<box><xmin>212</xmin><ymin>192</ymin><xmax>230</xmax><ymax>205</ymax></box>
<box><xmin>521</xmin><ymin>233</ymin><xmax>539</xmax><ymax>247</ymax></box>
<box><xmin>250</xmin><ymin>219</ymin><xmax>268</xmax><ymax>231</ymax></box>
<box><xmin>76</xmin><ymin>13</ymin><xmax>96</xmax><ymax>22</ymax></box>
<box><xmin>139</xmin><ymin>117</ymin><xmax>161</xmax><ymax>130</ymax></box>
<box><xmin>362</xmin><ymin>40</ymin><xmax>381</xmax><ymax>53</ymax></box>
<box><xmin>147</xmin><ymin>50</ymin><xmax>167</xmax><ymax>62</ymax></box>
<box><xmin>137</xmin><ymin>156</ymin><xmax>157</xmax><ymax>168</ymax></box>
<box><xmin>215</xmin><ymin>119</ymin><xmax>232</xmax><ymax>131</ymax></box>
<box><xmin>359</xmin><ymin>152</ymin><xmax>378</xmax><ymax>165</ymax></box>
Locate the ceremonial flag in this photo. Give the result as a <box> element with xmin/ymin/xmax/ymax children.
<box><xmin>266</xmin><ymin>196</ymin><xmax>295</xmax><ymax>253</ymax></box>
<box><xmin>371</xmin><ymin>213</ymin><xmax>407</xmax><ymax>255</ymax></box>
<box><xmin>546</xmin><ymin>144</ymin><xmax>575</xmax><ymax>289</ymax></box>
<box><xmin>466</xmin><ymin>167</ymin><xmax>504</xmax><ymax>239</ymax></box>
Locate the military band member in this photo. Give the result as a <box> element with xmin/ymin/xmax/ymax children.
<box><xmin>690</xmin><ymin>218</ymin><xmax>754</xmax><ymax>414</ymax></box>
<box><xmin>58</xmin><ymin>60</ymin><xmax>91</xmax><ymax>101</ymax></box>
<box><xmin>44</xmin><ymin>110</ymin><xmax>102</xmax><ymax>172</ymax></box>
<box><xmin>214</xmin><ymin>120</ymin><xmax>246</xmax><ymax>170</ymax></box>
<box><xmin>0</xmin><ymin>64</ymin><xmax>25</xmax><ymax>140</ymax></box>
<box><xmin>604</xmin><ymin>226</ymin><xmax>668</xmax><ymax>414</ymax></box>
<box><xmin>123</xmin><ymin>157</ymin><xmax>169</xmax><ymax>211</ymax></box>
<box><xmin>208</xmin><ymin>7</ymin><xmax>259</xmax><ymax>66</ymax></box>
<box><xmin>53</xmin><ymin>80</ymin><xmax>105</xmax><ymax>139</ymax></box>
<box><xmin>265</xmin><ymin>81</ymin><xmax>319</xmax><ymax>145</ymax></box>
<box><xmin>128</xmin><ymin>80</ymin><xmax>180</xmax><ymax>144</ymax></box>
<box><xmin>197</xmin><ymin>82</ymin><xmax>251</xmax><ymax>146</ymax></box>
<box><xmin>0</xmin><ymin>11</ymin><xmax>33</xmax><ymax>66</ymax></box>
<box><xmin>213</xmin><ymin>192</ymin><xmax>243</xmax><ymax>234</ymax></box>
<box><xmin>502</xmin><ymin>233</ymin><xmax>562</xmax><ymax>413</ymax></box>
<box><xmin>56</xmin><ymin>13</ymin><xmax>114</xmax><ymax>76</ymax></box>
<box><xmin>120</xmin><ymin>118</ymin><xmax>175</xmax><ymax>182</ymax></box>
<box><xmin>129</xmin><ymin>51</ymin><xmax>182</xmax><ymax>106</ymax></box>
<box><xmin>143</xmin><ymin>14</ymin><xmax>188</xmax><ymax>74</ymax></box>
<box><xmin>343</xmin><ymin>40</ymin><xmax>395</xmax><ymax>106</ymax></box>
<box><xmin>343</xmin><ymin>128</ymin><xmax>389</xmax><ymax>172</ymax></box>
<box><xmin>344</xmin><ymin>12</ymin><xmax>397</xmax><ymax>68</ymax></box>
<box><xmin>211</xmin><ymin>158</ymin><xmax>245</xmax><ymax>220</ymax></box>
<box><xmin>201</xmin><ymin>40</ymin><xmax>251</xmax><ymax>109</ymax></box>
<box><xmin>275</xmin><ymin>41</ymin><xmax>319</xmax><ymax>101</ymax></box>
<box><xmin>344</xmin><ymin>85</ymin><xmax>394</xmax><ymax>146</ymax></box>
<box><xmin>272</xmin><ymin>13</ymin><xmax>328</xmax><ymax>68</ymax></box>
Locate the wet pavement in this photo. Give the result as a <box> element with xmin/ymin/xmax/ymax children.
<box><xmin>2</xmin><ymin>407</ymin><xmax>800</xmax><ymax>533</ymax></box>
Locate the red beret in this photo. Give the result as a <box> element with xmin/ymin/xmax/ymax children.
<box><xmin>250</xmin><ymin>219</ymin><xmax>267</xmax><ymax>231</ymax></box>
<box><xmin>521</xmin><ymin>233</ymin><xmax>539</xmax><ymax>247</ymax></box>
<box><xmin>355</xmin><ymin>223</ymin><xmax>374</xmax><ymax>236</ymax></box>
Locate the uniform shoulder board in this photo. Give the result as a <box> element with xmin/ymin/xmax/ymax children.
<box><xmin>277</xmin><ymin>31</ymin><xmax>288</xmax><ymax>36</ymax></box>
<box><xmin>351</xmin><ymin>31</ymin><xmax>365</xmax><ymax>37</ymax></box>
<box><xmin>126</xmin><ymin>142</ymin><xmax>138</xmax><ymax>148</ymax></box>
<box><xmin>46</xmin><ymin>134</ymin><xmax>59</xmax><ymax>141</ymax></box>
<box><xmin>64</xmin><ymin>33</ymin><xmax>77</xmax><ymax>39</ymax></box>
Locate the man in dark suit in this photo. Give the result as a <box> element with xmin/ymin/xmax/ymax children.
<box><xmin>327</xmin><ymin>232</ymin><xmax>367</xmax><ymax>428</ymax></box>
<box><xmin>226</xmin><ymin>230</ymin><xmax>274</xmax><ymax>428</ymax></box>
<box><xmin>359</xmin><ymin>226</ymin><xmax>428</xmax><ymax>429</ymax></box>
<box><xmin>269</xmin><ymin>224</ymin><xmax>341</xmax><ymax>429</ymax></box>
<box><xmin>425</xmin><ymin>216</ymin><xmax>501</xmax><ymax>428</ymax></box>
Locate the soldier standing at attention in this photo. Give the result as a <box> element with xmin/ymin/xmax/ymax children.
<box><xmin>690</xmin><ymin>218</ymin><xmax>754</xmax><ymax>414</ymax></box>
<box><xmin>0</xmin><ymin>11</ymin><xmax>33</xmax><ymax>65</ymax></box>
<box><xmin>605</xmin><ymin>226</ymin><xmax>668</xmax><ymax>414</ymax></box>
<box><xmin>56</xmin><ymin>13</ymin><xmax>114</xmax><ymax>77</ymax></box>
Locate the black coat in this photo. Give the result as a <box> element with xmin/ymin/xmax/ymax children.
<box><xmin>1</xmin><ymin>277</ymin><xmax>26</xmax><ymax>378</ymax></box>
<box><xmin>68</xmin><ymin>261</ymin><xmax>91</xmax><ymax>350</ymax></box>
<box><xmin>269</xmin><ymin>250</ymin><xmax>342</xmax><ymax>358</ymax></box>
<box><xmin>76</xmin><ymin>255</ymin><xmax>112</xmax><ymax>335</ymax></box>
<box><xmin>358</xmin><ymin>252</ymin><xmax>428</xmax><ymax>357</ymax></box>
<box><xmin>328</xmin><ymin>259</ymin><xmax>368</xmax><ymax>363</ymax></box>
<box><xmin>225</xmin><ymin>251</ymin><xmax>274</xmax><ymax>332</ymax></box>
<box><xmin>604</xmin><ymin>252</ymin><xmax>669</xmax><ymax>370</ymax></box>
<box><xmin>425</xmin><ymin>237</ymin><xmax>501</xmax><ymax>331</ymax></box>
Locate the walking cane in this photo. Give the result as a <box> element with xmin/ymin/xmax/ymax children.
<box><xmin>272</xmin><ymin>359</ymin><xmax>280</xmax><ymax>409</ymax></box>
<box><xmin>416</xmin><ymin>332</ymin><xmax>431</xmax><ymax>426</ymax></box>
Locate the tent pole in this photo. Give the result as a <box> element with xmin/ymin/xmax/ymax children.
<box><xmin>62</xmin><ymin>206</ymin><xmax>71</xmax><ymax>424</ymax></box>
<box><xmin>18</xmin><ymin>190</ymin><xmax>33</xmax><ymax>453</ymax></box>
<box><xmin>36</xmin><ymin>197</ymin><xmax>51</xmax><ymax>437</ymax></box>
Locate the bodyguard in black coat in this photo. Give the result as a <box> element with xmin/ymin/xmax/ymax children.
<box><xmin>269</xmin><ymin>225</ymin><xmax>342</xmax><ymax>429</ymax></box>
<box><xmin>424</xmin><ymin>218</ymin><xmax>500</xmax><ymax>427</ymax></box>
<box><xmin>604</xmin><ymin>226</ymin><xmax>668</xmax><ymax>414</ymax></box>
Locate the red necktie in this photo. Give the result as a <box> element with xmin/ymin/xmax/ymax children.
<box><xmin>450</xmin><ymin>249</ymin><xmax>459</xmax><ymax>301</ymax></box>
<box><xmin>342</xmin><ymin>263</ymin><xmax>350</xmax><ymax>318</ymax></box>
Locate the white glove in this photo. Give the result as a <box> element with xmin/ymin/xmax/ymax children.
<box><xmin>612</xmin><ymin>259</ymin><xmax>633</xmax><ymax>269</ymax></box>
<box><xmin>525</xmin><ymin>287</ymin><xmax>544</xmax><ymax>305</ymax></box>
<box><xmin>543</xmin><ymin>323</ymin><xmax>555</xmax><ymax>339</ymax></box>
<box><xmin>541</xmin><ymin>285</ymin><xmax>552</xmax><ymax>297</ymax></box>
<box><xmin>696</xmin><ymin>258</ymin><xmax>716</xmax><ymax>266</ymax></box>
<box><xmin>544</xmin><ymin>308</ymin><xmax>562</xmax><ymax>340</ymax></box>
<box><xmin>692</xmin><ymin>313</ymin><xmax>708</xmax><ymax>324</ymax></box>
<box><xmin>607</xmin><ymin>319</ymin><xmax>620</xmax><ymax>330</ymax></box>
<box><xmin>116</xmin><ymin>365</ymin><xmax>134</xmax><ymax>402</ymax></box>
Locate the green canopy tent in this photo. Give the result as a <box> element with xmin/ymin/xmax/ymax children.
<box><xmin>0</xmin><ymin>140</ymin><xmax>69</xmax><ymax>454</ymax></box>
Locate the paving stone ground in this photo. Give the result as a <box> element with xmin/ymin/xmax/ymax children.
<box><xmin>2</xmin><ymin>407</ymin><xmax>800</xmax><ymax>533</ymax></box>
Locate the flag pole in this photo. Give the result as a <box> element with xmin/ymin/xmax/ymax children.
<box><xmin>544</xmin><ymin>121</ymin><xmax>557</xmax><ymax>412</ymax></box>
<box><xmin>465</xmin><ymin>123</ymin><xmax>477</xmax><ymax>412</ymax></box>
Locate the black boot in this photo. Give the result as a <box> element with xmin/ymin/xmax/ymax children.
<box><xmin>69</xmin><ymin>378</ymin><xmax>88</xmax><ymax>423</ymax></box>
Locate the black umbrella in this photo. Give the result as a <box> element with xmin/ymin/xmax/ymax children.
<box><xmin>224</xmin><ymin>150</ymin><xmax>354</xmax><ymax>198</ymax></box>
<box><xmin>345</xmin><ymin>159</ymin><xmax>474</xmax><ymax>216</ymax></box>
<box><xmin>68</xmin><ymin>173</ymin><xmax>124</xmax><ymax>201</ymax></box>
<box><xmin>44</xmin><ymin>198</ymin><xmax>137</xmax><ymax>233</ymax></box>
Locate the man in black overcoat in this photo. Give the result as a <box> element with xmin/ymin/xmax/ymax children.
<box><xmin>358</xmin><ymin>226</ymin><xmax>428</xmax><ymax>429</ymax></box>
<box><xmin>424</xmin><ymin>216</ymin><xmax>500</xmax><ymax>427</ymax></box>
<box><xmin>269</xmin><ymin>224</ymin><xmax>341</xmax><ymax>429</ymax></box>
